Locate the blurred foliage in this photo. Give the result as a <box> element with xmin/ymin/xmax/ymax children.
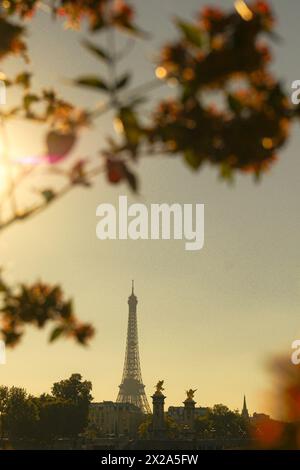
<box><xmin>0</xmin><ymin>0</ymin><xmax>298</xmax><ymax>347</ymax></box>
<box><xmin>0</xmin><ymin>273</ymin><xmax>94</xmax><ymax>347</ymax></box>
<box><xmin>0</xmin><ymin>0</ymin><xmax>298</xmax><ymax>204</ymax></box>
<box><xmin>252</xmin><ymin>356</ymin><xmax>300</xmax><ymax>450</ymax></box>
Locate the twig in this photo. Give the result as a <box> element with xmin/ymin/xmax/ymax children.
<box><xmin>0</xmin><ymin>163</ymin><xmax>105</xmax><ymax>232</ymax></box>
<box><xmin>123</xmin><ymin>79</ymin><xmax>165</xmax><ymax>102</ymax></box>
<box><xmin>0</xmin><ymin>116</ymin><xmax>17</xmax><ymax>216</ymax></box>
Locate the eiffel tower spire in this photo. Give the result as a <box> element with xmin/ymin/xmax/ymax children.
<box><xmin>116</xmin><ymin>282</ymin><xmax>151</xmax><ymax>414</ymax></box>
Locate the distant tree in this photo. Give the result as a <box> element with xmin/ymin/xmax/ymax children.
<box><xmin>0</xmin><ymin>385</ymin><xmax>9</xmax><ymax>415</ymax></box>
<box><xmin>51</xmin><ymin>373</ymin><xmax>93</xmax><ymax>436</ymax></box>
<box><xmin>52</xmin><ymin>373</ymin><xmax>93</xmax><ymax>404</ymax></box>
<box><xmin>37</xmin><ymin>397</ymin><xmax>87</xmax><ymax>442</ymax></box>
<box><xmin>5</xmin><ymin>387</ymin><xmax>39</xmax><ymax>439</ymax></box>
<box><xmin>0</xmin><ymin>386</ymin><xmax>9</xmax><ymax>439</ymax></box>
<box><xmin>195</xmin><ymin>404</ymin><xmax>249</xmax><ymax>440</ymax></box>
<box><xmin>138</xmin><ymin>414</ymin><xmax>152</xmax><ymax>439</ymax></box>
<box><xmin>138</xmin><ymin>414</ymin><xmax>180</xmax><ymax>439</ymax></box>
<box><xmin>0</xmin><ymin>375</ymin><xmax>94</xmax><ymax>445</ymax></box>
<box><xmin>83</xmin><ymin>420</ymin><xmax>102</xmax><ymax>439</ymax></box>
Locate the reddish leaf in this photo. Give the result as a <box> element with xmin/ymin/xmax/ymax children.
<box><xmin>46</xmin><ymin>131</ymin><xmax>76</xmax><ymax>162</ymax></box>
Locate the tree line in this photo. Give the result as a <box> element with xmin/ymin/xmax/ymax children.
<box><xmin>139</xmin><ymin>404</ymin><xmax>250</xmax><ymax>441</ymax></box>
<box><xmin>0</xmin><ymin>373</ymin><xmax>92</xmax><ymax>445</ymax></box>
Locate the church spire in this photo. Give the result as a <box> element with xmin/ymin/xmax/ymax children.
<box><xmin>132</xmin><ymin>279</ymin><xmax>134</xmax><ymax>295</ymax></box>
<box><xmin>242</xmin><ymin>395</ymin><xmax>250</xmax><ymax>420</ymax></box>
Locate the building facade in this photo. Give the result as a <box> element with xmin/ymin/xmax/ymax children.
<box><xmin>167</xmin><ymin>406</ymin><xmax>209</xmax><ymax>424</ymax></box>
<box><xmin>89</xmin><ymin>401</ymin><xmax>144</xmax><ymax>438</ymax></box>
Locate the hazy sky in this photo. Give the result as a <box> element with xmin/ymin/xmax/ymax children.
<box><xmin>0</xmin><ymin>0</ymin><xmax>300</xmax><ymax>416</ymax></box>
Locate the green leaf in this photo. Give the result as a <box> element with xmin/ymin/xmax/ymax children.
<box><xmin>254</xmin><ymin>170</ymin><xmax>262</xmax><ymax>183</ymax></box>
<box><xmin>15</xmin><ymin>72</ymin><xmax>31</xmax><ymax>88</ymax></box>
<box><xmin>23</xmin><ymin>93</ymin><xmax>39</xmax><ymax>110</ymax></box>
<box><xmin>119</xmin><ymin>107</ymin><xmax>139</xmax><ymax>129</ymax></box>
<box><xmin>49</xmin><ymin>326</ymin><xmax>65</xmax><ymax>343</ymax></box>
<box><xmin>74</xmin><ymin>76</ymin><xmax>109</xmax><ymax>92</ymax></box>
<box><xmin>0</xmin><ymin>277</ymin><xmax>8</xmax><ymax>293</ymax></box>
<box><xmin>184</xmin><ymin>149</ymin><xmax>202</xmax><ymax>170</ymax></box>
<box><xmin>81</xmin><ymin>40</ymin><xmax>111</xmax><ymax>63</ymax></box>
<box><xmin>115</xmin><ymin>73</ymin><xmax>131</xmax><ymax>91</ymax></box>
<box><xmin>227</xmin><ymin>94</ymin><xmax>242</xmax><ymax>113</ymax></box>
<box><xmin>0</xmin><ymin>18</ymin><xmax>26</xmax><ymax>60</ymax></box>
<box><xmin>117</xmin><ymin>22</ymin><xmax>149</xmax><ymax>39</ymax></box>
<box><xmin>176</xmin><ymin>19</ymin><xmax>204</xmax><ymax>48</ymax></box>
<box><xmin>41</xmin><ymin>189</ymin><xmax>56</xmax><ymax>203</ymax></box>
<box><xmin>46</xmin><ymin>131</ymin><xmax>76</xmax><ymax>158</ymax></box>
<box><xmin>124</xmin><ymin>167</ymin><xmax>138</xmax><ymax>193</ymax></box>
<box><xmin>119</xmin><ymin>107</ymin><xmax>141</xmax><ymax>148</ymax></box>
<box><xmin>91</xmin><ymin>18</ymin><xmax>106</xmax><ymax>32</ymax></box>
<box><xmin>219</xmin><ymin>163</ymin><xmax>234</xmax><ymax>184</ymax></box>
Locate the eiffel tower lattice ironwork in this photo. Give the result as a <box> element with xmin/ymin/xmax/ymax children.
<box><xmin>116</xmin><ymin>282</ymin><xmax>151</xmax><ymax>414</ymax></box>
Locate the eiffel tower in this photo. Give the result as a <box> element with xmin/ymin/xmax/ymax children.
<box><xmin>116</xmin><ymin>282</ymin><xmax>151</xmax><ymax>414</ymax></box>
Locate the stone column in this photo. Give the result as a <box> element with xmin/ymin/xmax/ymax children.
<box><xmin>183</xmin><ymin>397</ymin><xmax>196</xmax><ymax>432</ymax></box>
<box><xmin>151</xmin><ymin>390</ymin><xmax>166</xmax><ymax>439</ymax></box>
